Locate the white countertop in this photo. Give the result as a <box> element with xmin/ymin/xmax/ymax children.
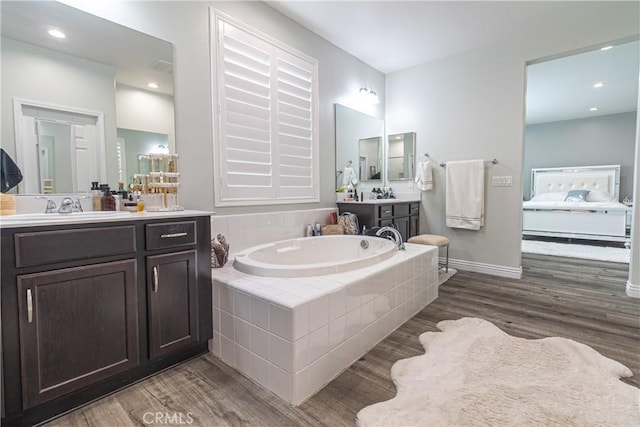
<box><xmin>0</xmin><ymin>209</ymin><xmax>212</xmax><ymax>228</ymax></box>
<box><xmin>337</xmin><ymin>198</ymin><xmax>420</xmax><ymax>205</ymax></box>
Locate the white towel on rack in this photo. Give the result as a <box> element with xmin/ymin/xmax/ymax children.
<box><xmin>415</xmin><ymin>159</ymin><xmax>433</xmax><ymax>191</ymax></box>
<box><xmin>446</xmin><ymin>159</ymin><xmax>485</xmax><ymax>230</ymax></box>
<box><xmin>342</xmin><ymin>166</ymin><xmax>358</xmax><ymax>188</ymax></box>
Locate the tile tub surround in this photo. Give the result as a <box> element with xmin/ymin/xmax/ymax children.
<box><xmin>210</xmin><ymin>208</ymin><xmax>338</xmax><ymax>256</ymax></box>
<box><xmin>210</xmin><ymin>243</ymin><xmax>438</xmax><ymax>405</ymax></box>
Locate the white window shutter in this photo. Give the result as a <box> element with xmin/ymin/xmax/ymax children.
<box><xmin>213</xmin><ymin>11</ymin><xmax>319</xmax><ymax>206</ymax></box>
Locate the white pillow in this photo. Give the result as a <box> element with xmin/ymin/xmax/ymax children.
<box><xmin>586</xmin><ymin>190</ymin><xmax>616</xmax><ymax>202</ymax></box>
<box><xmin>530</xmin><ymin>192</ymin><xmax>567</xmax><ymax>202</ymax></box>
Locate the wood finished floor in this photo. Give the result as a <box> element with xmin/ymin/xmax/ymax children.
<box><xmin>46</xmin><ymin>254</ymin><xmax>639</xmax><ymax>427</ymax></box>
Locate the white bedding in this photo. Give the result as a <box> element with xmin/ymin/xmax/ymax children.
<box><xmin>523</xmin><ymin>200</ymin><xmax>629</xmax><ymax>211</ymax></box>
<box><xmin>523</xmin><ymin>165</ymin><xmax>630</xmax><ymax>243</ymax></box>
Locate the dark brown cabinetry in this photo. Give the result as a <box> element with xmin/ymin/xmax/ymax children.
<box><xmin>337</xmin><ymin>201</ymin><xmax>420</xmax><ymax>241</ymax></box>
<box><xmin>1</xmin><ymin>214</ymin><xmax>212</xmax><ymax>426</ymax></box>
<box><xmin>17</xmin><ymin>260</ymin><xmax>139</xmax><ymax>409</ymax></box>
<box><xmin>147</xmin><ymin>251</ymin><xmax>197</xmax><ymax>359</ymax></box>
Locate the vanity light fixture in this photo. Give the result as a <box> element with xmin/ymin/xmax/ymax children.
<box><xmin>147</xmin><ymin>82</ymin><xmax>159</xmax><ymax>89</ymax></box>
<box><xmin>48</xmin><ymin>29</ymin><xmax>66</xmax><ymax>39</ymax></box>
<box><xmin>359</xmin><ymin>86</ymin><xmax>380</xmax><ymax>105</ymax></box>
<box><xmin>593</xmin><ymin>82</ymin><xmax>605</xmax><ymax>88</ymax></box>
<box><xmin>600</xmin><ymin>46</ymin><xmax>613</xmax><ymax>51</ymax></box>
<box><xmin>590</xmin><ymin>107</ymin><xmax>598</xmax><ymax>111</ymax></box>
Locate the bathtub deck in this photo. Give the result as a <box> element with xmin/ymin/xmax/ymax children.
<box><xmin>45</xmin><ymin>254</ymin><xmax>638</xmax><ymax>426</ymax></box>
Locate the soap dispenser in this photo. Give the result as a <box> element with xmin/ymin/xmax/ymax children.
<box><xmin>101</xmin><ymin>187</ymin><xmax>116</xmax><ymax>211</ymax></box>
<box><xmin>91</xmin><ymin>182</ymin><xmax>102</xmax><ymax>211</ymax></box>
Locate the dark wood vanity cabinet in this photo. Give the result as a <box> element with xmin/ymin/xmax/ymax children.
<box><xmin>17</xmin><ymin>260</ymin><xmax>139</xmax><ymax>409</ymax></box>
<box><xmin>337</xmin><ymin>201</ymin><xmax>420</xmax><ymax>241</ymax></box>
<box><xmin>147</xmin><ymin>250</ymin><xmax>198</xmax><ymax>360</ymax></box>
<box><xmin>1</xmin><ymin>215</ymin><xmax>212</xmax><ymax>425</ymax></box>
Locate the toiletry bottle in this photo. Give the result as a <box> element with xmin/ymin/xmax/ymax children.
<box><xmin>124</xmin><ymin>195</ymin><xmax>138</xmax><ymax>212</ymax></box>
<box><xmin>315</xmin><ymin>223</ymin><xmax>321</xmax><ymax>236</ymax></box>
<box><xmin>136</xmin><ymin>195</ymin><xmax>145</xmax><ymax>212</ymax></box>
<box><xmin>101</xmin><ymin>187</ymin><xmax>116</xmax><ymax>211</ymax></box>
<box><xmin>306</xmin><ymin>224</ymin><xmax>313</xmax><ymax>237</ymax></box>
<box><xmin>91</xmin><ymin>182</ymin><xmax>102</xmax><ymax>211</ymax></box>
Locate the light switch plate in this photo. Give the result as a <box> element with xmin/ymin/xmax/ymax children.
<box><xmin>491</xmin><ymin>176</ymin><xmax>513</xmax><ymax>187</ymax></box>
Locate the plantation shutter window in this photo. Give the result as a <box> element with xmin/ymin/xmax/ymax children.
<box><xmin>213</xmin><ymin>12</ymin><xmax>319</xmax><ymax>206</ymax></box>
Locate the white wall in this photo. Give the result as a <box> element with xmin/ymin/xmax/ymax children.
<box><xmin>63</xmin><ymin>0</ymin><xmax>385</xmax><ymax>214</ymax></box>
<box><xmin>386</xmin><ymin>3</ymin><xmax>639</xmax><ymax>275</ymax></box>
<box><xmin>524</xmin><ymin>112</ymin><xmax>637</xmax><ymax>200</ymax></box>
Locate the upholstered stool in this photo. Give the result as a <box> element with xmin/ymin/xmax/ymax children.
<box><xmin>407</xmin><ymin>234</ymin><xmax>450</xmax><ymax>272</ymax></box>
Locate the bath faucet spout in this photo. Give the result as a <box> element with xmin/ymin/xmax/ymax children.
<box><xmin>375</xmin><ymin>226</ymin><xmax>405</xmax><ymax>250</ymax></box>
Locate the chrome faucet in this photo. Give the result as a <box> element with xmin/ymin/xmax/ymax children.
<box><xmin>376</xmin><ymin>226</ymin><xmax>405</xmax><ymax>250</ymax></box>
<box><xmin>35</xmin><ymin>196</ymin><xmax>58</xmax><ymax>213</ymax></box>
<box><xmin>44</xmin><ymin>199</ymin><xmax>58</xmax><ymax>213</ymax></box>
<box><xmin>58</xmin><ymin>197</ymin><xmax>75</xmax><ymax>214</ymax></box>
<box><xmin>58</xmin><ymin>196</ymin><xmax>86</xmax><ymax>214</ymax></box>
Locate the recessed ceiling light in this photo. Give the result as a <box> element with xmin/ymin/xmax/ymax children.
<box><xmin>600</xmin><ymin>46</ymin><xmax>613</xmax><ymax>51</ymax></box>
<box><xmin>593</xmin><ymin>82</ymin><xmax>605</xmax><ymax>88</ymax></box>
<box><xmin>48</xmin><ymin>29</ymin><xmax>66</xmax><ymax>39</ymax></box>
<box><xmin>590</xmin><ymin>107</ymin><xmax>598</xmax><ymax>112</ymax></box>
<box><xmin>147</xmin><ymin>82</ymin><xmax>159</xmax><ymax>89</ymax></box>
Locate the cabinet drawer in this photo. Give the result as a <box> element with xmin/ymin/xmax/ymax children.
<box><xmin>394</xmin><ymin>204</ymin><xmax>409</xmax><ymax>217</ymax></box>
<box><xmin>378</xmin><ymin>205</ymin><xmax>393</xmax><ymax>218</ymax></box>
<box><xmin>15</xmin><ymin>226</ymin><xmax>136</xmax><ymax>268</ymax></box>
<box><xmin>410</xmin><ymin>203</ymin><xmax>420</xmax><ymax>216</ymax></box>
<box><xmin>146</xmin><ymin>221</ymin><xmax>197</xmax><ymax>250</ymax></box>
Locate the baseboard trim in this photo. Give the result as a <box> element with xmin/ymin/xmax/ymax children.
<box><xmin>626</xmin><ymin>280</ymin><xmax>640</xmax><ymax>298</ymax></box>
<box><xmin>445</xmin><ymin>257</ymin><xmax>522</xmax><ymax>279</ymax></box>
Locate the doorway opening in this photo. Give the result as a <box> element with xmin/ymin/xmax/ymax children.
<box><xmin>522</xmin><ymin>40</ymin><xmax>638</xmax><ymax>269</ymax></box>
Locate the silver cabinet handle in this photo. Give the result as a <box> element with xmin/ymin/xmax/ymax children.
<box><xmin>160</xmin><ymin>232</ymin><xmax>187</xmax><ymax>238</ymax></box>
<box><xmin>27</xmin><ymin>289</ymin><xmax>33</xmax><ymax>323</ymax></box>
<box><xmin>152</xmin><ymin>266</ymin><xmax>159</xmax><ymax>293</ymax></box>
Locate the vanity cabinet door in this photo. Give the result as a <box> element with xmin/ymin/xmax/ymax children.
<box><xmin>409</xmin><ymin>215</ymin><xmax>419</xmax><ymax>238</ymax></box>
<box><xmin>17</xmin><ymin>260</ymin><xmax>139</xmax><ymax>409</ymax></box>
<box><xmin>393</xmin><ymin>216</ymin><xmax>410</xmax><ymax>242</ymax></box>
<box><xmin>147</xmin><ymin>250</ymin><xmax>198</xmax><ymax>360</ymax></box>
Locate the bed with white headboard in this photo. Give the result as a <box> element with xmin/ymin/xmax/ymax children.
<box><xmin>522</xmin><ymin>165</ymin><xmax>631</xmax><ymax>243</ymax></box>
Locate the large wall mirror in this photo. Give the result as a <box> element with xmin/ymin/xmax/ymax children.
<box><xmin>335</xmin><ymin>104</ymin><xmax>384</xmax><ymax>190</ymax></box>
<box><xmin>387</xmin><ymin>132</ymin><xmax>416</xmax><ymax>181</ymax></box>
<box><xmin>1</xmin><ymin>1</ymin><xmax>174</xmax><ymax>194</ymax></box>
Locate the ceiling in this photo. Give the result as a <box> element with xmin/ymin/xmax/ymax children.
<box><xmin>267</xmin><ymin>1</ymin><xmax>639</xmax><ymax>124</ymax></box>
<box><xmin>526</xmin><ymin>41</ymin><xmax>639</xmax><ymax>125</ymax></box>
<box><xmin>2</xmin><ymin>1</ymin><xmax>636</xmax><ymax>124</ymax></box>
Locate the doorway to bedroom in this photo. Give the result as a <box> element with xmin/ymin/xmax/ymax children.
<box><xmin>522</xmin><ymin>40</ymin><xmax>638</xmax><ymax>269</ymax></box>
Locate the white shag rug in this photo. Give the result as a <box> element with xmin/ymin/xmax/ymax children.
<box><xmin>522</xmin><ymin>239</ymin><xmax>630</xmax><ymax>264</ymax></box>
<box><xmin>357</xmin><ymin>317</ymin><xmax>639</xmax><ymax>427</ymax></box>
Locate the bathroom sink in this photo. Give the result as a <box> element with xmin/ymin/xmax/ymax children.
<box><xmin>1</xmin><ymin>211</ymin><xmax>133</xmax><ymax>221</ymax></box>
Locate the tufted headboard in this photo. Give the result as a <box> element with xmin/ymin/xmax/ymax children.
<box><xmin>530</xmin><ymin>165</ymin><xmax>620</xmax><ymax>200</ymax></box>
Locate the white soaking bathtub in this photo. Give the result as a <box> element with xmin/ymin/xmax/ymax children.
<box><xmin>234</xmin><ymin>235</ymin><xmax>397</xmax><ymax>277</ymax></box>
<box><xmin>210</xmin><ymin>235</ymin><xmax>439</xmax><ymax>406</ymax></box>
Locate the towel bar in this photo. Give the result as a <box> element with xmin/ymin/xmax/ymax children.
<box><xmin>439</xmin><ymin>159</ymin><xmax>498</xmax><ymax>168</ymax></box>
